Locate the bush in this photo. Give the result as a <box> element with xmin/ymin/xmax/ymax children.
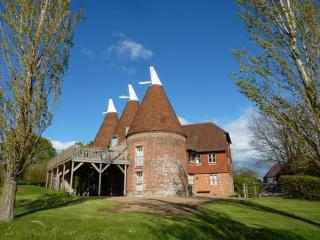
<box><xmin>21</xmin><ymin>164</ymin><xmax>47</xmax><ymax>186</ymax></box>
<box><xmin>279</xmin><ymin>175</ymin><xmax>320</xmax><ymax>200</ymax></box>
<box><xmin>234</xmin><ymin>176</ymin><xmax>261</xmax><ymax>197</ymax></box>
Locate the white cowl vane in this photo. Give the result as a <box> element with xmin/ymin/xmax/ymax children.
<box><xmin>128</xmin><ymin>84</ymin><xmax>138</xmax><ymax>101</ymax></box>
<box><xmin>150</xmin><ymin>66</ymin><xmax>162</xmax><ymax>86</ymax></box>
<box><xmin>103</xmin><ymin>98</ymin><xmax>117</xmax><ymax>114</ymax></box>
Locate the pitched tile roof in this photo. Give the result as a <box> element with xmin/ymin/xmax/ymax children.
<box><xmin>114</xmin><ymin>100</ymin><xmax>139</xmax><ymax>143</ymax></box>
<box><xmin>264</xmin><ymin>163</ymin><xmax>282</xmax><ymax>178</ymax></box>
<box><xmin>182</xmin><ymin>122</ymin><xmax>231</xmax><ymax>152</ymax></box>
<box><xmin>127</xmin><ymin>85</ymin><xmax>185</xmax><ymax>136</ymax></box>
<box><xmin>92</xmin><ymin>112</ymin><xmax>119</xmax><ymax>148</ymax></box>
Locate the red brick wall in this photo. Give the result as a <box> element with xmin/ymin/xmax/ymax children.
<box><xmin>187</xmin><ymin>151</ymin><xmax>232</xmax><ymax>174</ymax></box>
<box><xmin>126</xmin><ymin>132</ymin><xmax>188</xmax><ymax>196</ymax></box>
<box><xmin>191</xmin><ymin>173</ymin><xmax>233</xmax><ymax>196</ymax></box>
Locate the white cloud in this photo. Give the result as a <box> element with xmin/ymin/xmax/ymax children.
<box><xmin>105</xmin><ymin>34</ymin><xmax>153</xmax><ymax>61</ymax></box>
<box><xmin>219</xmin><ymin>108</ymin><xmax>271</xmax><ymax>178</ymax></box>
<box><xmin>81</xmin><ymin>48</ymin><xmax>95</xmax><ymax>61</ymax></box>
<box><xmin>50</xmin><ymin>139</ymin><xmax>77</xmax><ymax>152</ymax></box>
<box><xmin>178</xmin><ymin>116</ymin><xmax>192</xmax><ymax>125</ymax></box>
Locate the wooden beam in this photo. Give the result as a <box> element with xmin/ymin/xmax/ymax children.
<box><xmin>56</xmin><ymin>167</ymin><xmax>59</xmax><ymax>191</ymax></box>
<box><xmin>45</xmin><ymin>172</ymin><xmax>49</xmax><ymax>189</ymax></box>
<box><xmin>61</xmin><ymin>164</ymin><xmax>66</xmax><ymax>191</ymax></box>
<box><xmin>64</xmin><ymin>169</ymin><xmax>70</xmax><ymax>175</ymax></box>
<box><xmin>50</xmin><ymin>170</ymin><xmax>53</xmax><ymax>189</ymax></box>
<box><xmin>116</xmin><ymin>164</ymin><xmax>125</xmax><ymax>174</ymax></box>
<box><xmin>70</xmin><ymin>161</ymin><xmax>74</xmax><ymax>194</ymax></box>
<box><xmin>72</xmin><ymin>162</ymin><xmax>84</xmax><ymax>173</ymax></box>
<box><xmin>98</xmin><ymin>163</ymin><xmax>102</xmax><ymax>196</ymax></box>
<box><xmin>123</xmin><ymin>165</ymin><xmax>127</xmax><ymax>196</ymax></box>
<box><xmin>101</xmin><ymin>164</ymin><xmax>110</xmax><ymax>173</ymax></box>
<box><xmin>91</xmin><ymin>163</ymin><xmax>100</xmax><ymax>173</ymax></box>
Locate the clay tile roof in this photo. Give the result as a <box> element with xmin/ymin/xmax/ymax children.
<box><xmin>127</xmin><ymin>85</ymin><xmax>185</xmax><ymax>136</ymax></box>
<box><xmin>264</xmin><ymin>163</ymin><xmax>282</xmax><ymax>178</ymax></box>
<box><xmin>114</xmin><ymin>100</ymin><xmax>139</xmax><ymax>143</ymax></box>
<box><xmin>92</xmin><ymin>112</ymin><xmax>119</xmax><ymax>148</ymax></box>
<box><xmin>182</xmin><ymin>122</ymin><xmax>231</xmax><ymax>152</ymax></box>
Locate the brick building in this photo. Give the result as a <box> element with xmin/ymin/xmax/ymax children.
<box><xmin>46</xmin><ymin>67</ymin><xmax>233</xmax><ymax>197</ymax></box>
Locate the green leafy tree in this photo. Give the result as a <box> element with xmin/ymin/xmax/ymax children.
<box><xmin>233</xmin><ymin>0</ymin><xmax>320</xmax><ymax>171</ymax></box>
<box><xmin>22</xmin><ymin>137</ymin><xmax>56</xmax><ymax>185</ymax></box>
<box><xmin>0</xmin><ymin>0</ymin><xmax>83</xmax><ymax>222</ymax></box>
<box><xmin>234</xmin><ymin>167</ymin><xmax>258</xmax><ymax>178</ymax></box>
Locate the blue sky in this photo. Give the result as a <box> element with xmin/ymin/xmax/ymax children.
<box><xmin>44</xmin><ymin>0</ymin><xmax>270</xmax><ymax>177</ymax></box>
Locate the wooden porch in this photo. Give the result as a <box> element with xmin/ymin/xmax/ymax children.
<box><xmin>46</xmin><ymin>145</ymin><xmax>128</xmax><ymax>196</ymax></box>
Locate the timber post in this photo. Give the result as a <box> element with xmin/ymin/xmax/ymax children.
<box><xmin>56</xmin><ymin>167</ymin><xmax>59</xmax><ymax>191</ymax></box>
<box><xmin>70</xmin><ymin>161</ymin><xmax>74</xmax><ymax>194</ymax></box>
<box><xmin>62</xmin><ymin>163</ymin><xmax>66</xmax><ymax>191</ymax></box>
<box><xmin>98</xmin><ymin>163</ymin><xmax>102</xmax><ymax>196</ymax></box>
<box><xmin>124</xmin><ymin>165</ymin><xmax>127</xmax><ymax>196</ymax></box>
<box><xmin>45</xmin><ymin>172</ymin><xmax>49</xmax><ymax>189</ymax></box>
<box><xmin>50</xmin><ymin>170</ymin><xmax>53</xmax><ymax>189</ymax></box>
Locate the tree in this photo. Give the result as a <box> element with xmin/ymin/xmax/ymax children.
<box><xmin>248</xmin><ymin>112</ymin><xmax>319</xmax><ymax>175</ymax></box>
<box><xmin>22</xmin><ymin>137</ymin><xmax>56</xmax><ymax>185</ymax></box>
<box><xmin>0</xmin><ymin>0</ymin><xmax>82</xmax><ymax>222</ymax></box>
<box><xmin>233</xmin><ymin>1</ymin><xmax>320</xmax><ymax>170</ymax></box>
<box><xmin>234</xmin><ymin>167</ymin><xmax>258</xmax><ymax>178</ymax></box>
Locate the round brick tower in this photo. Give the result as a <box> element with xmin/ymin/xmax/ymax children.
<box><xmin>126</xmin><ymin>67</ymin><xmax>188</xmax><ymax>196</ymax></box>
<box><xmin>92</xmin><ymin>98</ymin><xmax>119</xmax><ymax>148</ymax></box>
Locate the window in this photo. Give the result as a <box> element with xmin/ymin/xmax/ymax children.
<box><xmin>210</xmin><ymin>175</ymin><xmax>218</xmax><ymax>186</ymax></box>
<box><xmin>189</xmin><ymin>153</ymin><xmax>195</xmax><ymax>163</ymax></box>
<box><xmin>195</xmin><ymin>153</ymin><xmax>201</xmax><ymax>164</ymax></box>
<box><xmin>136</xmin><ymin>172</ymin><xmax>143</xmax><ymax>193</ymax></box>
<box><xmin>188</xmin><ymin>175</ymin><xmax>194</xmax><ymax>185</ymax></box>
<box><xmin>136</xmin><ymin>172</ymin><xmax>143</xmax><ymax>184</ymax></box>
<box><xmin>110</xmin><ymin>135</ymin><xmax>118</xmax><ymax>146</ymax></box>
<box><xmin>208</xmin><ymin>153</ymin><xmax>216</xmax><ymax>164</ymax></box>
<box><xmin>135</xmin><ymin>146</ymin><xmax>144</xmax><ymax>167</ymax></box>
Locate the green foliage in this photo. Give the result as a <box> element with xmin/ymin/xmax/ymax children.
<box><xmin>233</xmin><ymin>0</ymin><xmax>320</xmax><ymax>172</ymax></box>
<box><xmin>234</xmin><ymin>167</ymin><xmax>258</xmax><ymax>178</ymax></box>
<box><xmin>279</xmin><ymin>175</ymin><xmax>320</xmax><ymax>200</ymax></box>
<box><xmin>234</xmin><ymin>176</ymin><xmax>261</xmax><ymax>197</ymax></box>
<box><xmin>21</xmin><ymin>137</ymin><xmax>56</xmax><ymax>185</ymax></box>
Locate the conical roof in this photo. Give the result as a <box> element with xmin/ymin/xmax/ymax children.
<box><xmin>114</xmin><ymin>100</ymin><xmax>139</xmax><ymax>143</ymax></box>
<box><xmin>92</xmin><ymin>99</ymin><xmax>119</xmax><ymax>148</ymax></box>
<box><xmin>127</xmin><ymin>85</ymin><xmax>185</xmax><ymax>136</ymax></box>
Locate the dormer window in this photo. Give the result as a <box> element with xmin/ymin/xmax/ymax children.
<box><xmin>111</xmin><ymin>135</ymin><xmax>118</xmax><ymax>146</ymax></box>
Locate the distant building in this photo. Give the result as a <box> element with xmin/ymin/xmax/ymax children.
<box><xmin>46</xmin><ymin>67</ymin><xmax>234</xmax><ymax>197</ymax></box>
<box><xmin>263</xmin><ymin>163</ymin><xmax>282</xmax><ymax>183</ymax></box>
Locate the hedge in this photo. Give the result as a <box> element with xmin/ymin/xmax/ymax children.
<box><xmin>279</xmin><ymin>175</ymin><xmax>320</xmax><ymax>200</ymax></box>
<box><xmin>234</xmin><ymin>176</ymin><xmax>261</xmax><ymax>197</ymax></box>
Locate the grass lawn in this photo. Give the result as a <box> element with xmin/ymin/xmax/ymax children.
<box><xmin>0</xmin><ymin>185</ymin><xmax>319</xmax><ymax>240</ymax></box>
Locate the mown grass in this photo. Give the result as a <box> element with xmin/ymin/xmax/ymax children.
<box><xmin>0</xmin><ymin>185</ymin><xmax>319</xmax><ymax>240</ymax></box>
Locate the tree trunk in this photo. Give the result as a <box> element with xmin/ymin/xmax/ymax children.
<box><xmin>0</xmin><ymin>175</ymin><xmax>17</xmax><ymax>222</ymax></box>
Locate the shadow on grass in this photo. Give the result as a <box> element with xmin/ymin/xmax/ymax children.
<box><xmin>138</xmin><ymin>199</ymin><xmax>307</xmax><ymax>240</ymax></box>
<box><xmin>15</xmin><ymin>193</ymin><xmax>90</xmax><ymax>218</ymax></box>
<box><xmin>146</xmin><ymin>208</ymin><xmax>304</xmax><ymax>240</ymax></box>
<box><xmin>213</xmin><ymin>199</ymin><xmax>320</xmax><ymax>228</ymax></box>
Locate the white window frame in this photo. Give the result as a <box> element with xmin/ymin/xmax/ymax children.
<box><xmin>136</xmin><ymin>172</ymin><xmax>143</xmax><ymax>184</ymax></box>
<box><xmin>135</xmin><ymin>146</ymin><xmax>144</xmax><ymax>167</ymax></box>
<box><xmin>210</xmin><ymin>174</ymin><xmax>218</xmax><ymax>186</ymax></box>
<box><xmin>188</xmin><ymin>175</ymin><xmax>194</xmax><ymax>185</ymax></box>
<box><xmin>195</xmin><ymin>153</ymin><xmax>201</xmax><ymax>164</ymax></box>
<box><xmin>208</xmin><ymin>153</ymin><xmax>216</xmax><ymax>164</ymax></box>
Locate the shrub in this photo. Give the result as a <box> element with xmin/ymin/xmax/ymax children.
<box><xmin>21</xmin><ymin>164</ymin><xmax>47</xmax><ymax>186</ymax></box>
<box><xmin>234</xmin><ymin>176</ymin><xmax>261</xmax><ymax>197</ymax></box>
<box><xmin>279</xmin><ymin>175</ymin><xmax>320</xmax><ymax>200</ymax></box>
